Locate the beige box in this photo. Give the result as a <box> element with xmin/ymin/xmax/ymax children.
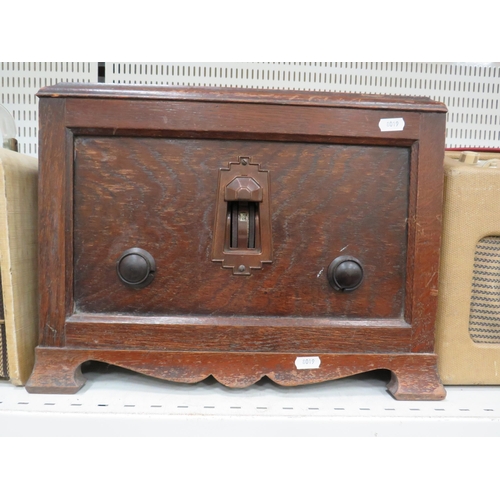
<box><xmin>0</xmin><ymin>148</ymin><xmax>38</xmax><ymax>385</ymax></box>
<box><xmin>435</xmin><ymin>151</ymin><xmax>500</xmax><ymax>384</ymax></box>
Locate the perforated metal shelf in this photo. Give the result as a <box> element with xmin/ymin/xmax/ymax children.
<box><xmin>1</xmin><ymin>62</ymin><xmax>499</xmax><ymax>156</ymax></box>
<box><xmin>106</xmin><ymin>62</ymin><xmax>500</xmax><ymax>149</ymax></box>
<box><xmin>1</xmin><ymin>365</ymin><xmax>499</xmax><ymax>436</ymax></box>
<box><xmin>0</xmin><ymin>62</ymin><xmax>98</xmax><ymax>156</ymax></box>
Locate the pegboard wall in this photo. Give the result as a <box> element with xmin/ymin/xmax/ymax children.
<box><xmin>1</xmin><ymin>62</ymin><xmax>499</xmax><ymax>155</ymax></box>
<box><xmin>0</xmin><ymin>62</ymin><xmax>98</xmax><ymax>156</ymax></box>
<box><xmin>106</xmin><ymin>62</ymin><xmax>500</xmax><ymax>150</ymax></box>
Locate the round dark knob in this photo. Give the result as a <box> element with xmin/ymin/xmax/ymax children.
<box><xmin>116</xmin><ymin>248</ymin><xmax>156</xmax><ymax>288</ymax></box>
<box><xmin>327</xmin><ymin>256</ymin><xmax>364</xmax><ymax>292</ymax></box>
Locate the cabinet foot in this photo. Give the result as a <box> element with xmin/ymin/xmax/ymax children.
<box><xmin>387</xmin><ymin>357</ymin><xmax>446</xmax><ymax>401</ymax></box>
<box><xmin>25</xmin><ymin>348</ymin><xmax>87</xmax><ymax>394</ymax></box>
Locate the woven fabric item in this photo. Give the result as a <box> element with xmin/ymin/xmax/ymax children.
<box><xmin>0</xmin><ymin>274</ymin><xmax>7</xmax><ymax>378</ymax></box>
<box><xmin>0</xmin><ymin>323</ymin><xmax>7</xmax><ymax>378</ymax></box>
<box><xmin>435</xmin><ymin>152</ymin><xmax>500</xmax><ymax>384</ymax></box>
<box><xmin>469</xmin><ymin>237</ymin><xmax>500</xmax><ymax>343</ymax></box>
<box><xmin>0</xmin><ymin>148</ymin><xmax>38</xmax><ymax>385</ymax></box>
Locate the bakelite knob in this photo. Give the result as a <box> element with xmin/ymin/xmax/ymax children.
<box><xmin>116</xmin><ymin>248</ymin><xmax>156</xmax><ymax>288</ymax></box>
<box><xmin>327</xmin><ymin>256</ymin><xmax>364</xmax><ymax>292</ymax></box>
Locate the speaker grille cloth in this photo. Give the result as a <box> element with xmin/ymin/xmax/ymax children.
<box><xmin>0</xmin><ymin>288</ymin><xmax>9</xmax><ymax>378</ymax></box>
<box><xmin>0</xmin><ymin>285</ymin><xmax>7</xmax><ymax>378</ymax></box>
<box><xmin>469</xmin><ymin>236</ymin><xmax>500</xmax><ymax>344</ymax></box>
<box><xmin>0</xmin><ymin>323</ymin><xmax>7</xmax><ymax>378</ymax></box>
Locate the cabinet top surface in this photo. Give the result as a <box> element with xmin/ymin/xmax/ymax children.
<box><xmin>37</xmin><ymin>83</ymin><xmax>447</xmax><ymax>113</ymax></box>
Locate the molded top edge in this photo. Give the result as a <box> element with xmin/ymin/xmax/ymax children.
<box><xmin>37</xmin><ymin>83</ymin><xmax>447</xmax><ymax>113</ymax></box>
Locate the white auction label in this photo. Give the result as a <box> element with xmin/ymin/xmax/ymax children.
<box><xmin>295</xmin><ymin>356</ymin><xmax>321</xmax><ymax>370</ymax></box>
<box><xmin>378</xmin><ymin>117</ymin><xmax>405</xmax><ymax>132</ymax></box>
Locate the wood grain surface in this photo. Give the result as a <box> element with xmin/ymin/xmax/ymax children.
<box><xmin>26</xmin><ymin>346</ymin><xmax>446</xmax><ymax>400</ymax></box>
<box><xmin>27</xmin><ymin>84</ymin><xmax>447</xmax><ymax>398</ymax></box>
<box><xmin>38</xmin><ymin>83</ymin><xmax>448</xmax><ymax>113</ymax></box>
<box><xmin>73</xmin><ymin>138</ymin><xmax>409</xmax><ymax>318</ymax></box>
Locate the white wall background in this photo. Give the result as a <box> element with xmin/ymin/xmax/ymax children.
<box><xmin>1</xmin><ymin>61</ymin><xmax>499</xmax><ymax>156</ymax></box>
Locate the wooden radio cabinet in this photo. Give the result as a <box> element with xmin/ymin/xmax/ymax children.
<box><xmin>26</xmin><ymin>83</ymin><xmax>447</xmax><ymax>400</ymax></box>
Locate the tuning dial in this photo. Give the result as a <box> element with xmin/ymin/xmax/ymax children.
<box><xmin>116</xmin><ymin>248</ymin><xmax>156</xmax><ymax>288</ymax></box>
<box><xmin>327</xmin><ymin>255</ymin><xmax>364</xmax><ymax>292</ymax></box>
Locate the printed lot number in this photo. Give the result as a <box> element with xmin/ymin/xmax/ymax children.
<box><xmin>379</xmin><ymin>117</ymin><xmax>405</xmax><ymax>132</ymax></box>
<box><xmin>295</xmin><ymin>356</ymin><xmax>321</xmax><ymax>370</ymax></box>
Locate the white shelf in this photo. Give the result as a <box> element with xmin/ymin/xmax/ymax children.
<box><xmin>1</xmin><ymin>365</ymin><xmax>499</xmax><ymax>436</ymax></box>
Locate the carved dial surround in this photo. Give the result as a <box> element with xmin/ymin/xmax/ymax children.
<box><xmin>212</xmin><ymin>156</ymin><xmax>273</xmax><ymax>275</ymax></box>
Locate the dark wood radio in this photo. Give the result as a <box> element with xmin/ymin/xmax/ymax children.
<box><xmin>26</xmin><ymin>83</ymin><xmax>447</xmax><ymax>400</ymax></box>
